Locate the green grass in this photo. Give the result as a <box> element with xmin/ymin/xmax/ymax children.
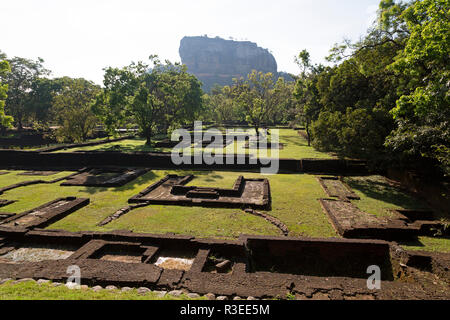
<box><xmin>344</xmin><ymin>175</ymin><xmax>449</xmax><ymax>253</ymax></box>
<box><xmin>100</xmin><ymin>172</ymin><xmax>337</xmax><ymax>239</ymax></box>
<box><xmin>0</xmin><ymin>280</ymin><xmax>205</xmax><ymax>300</ymax></box>
<box><xmin>54</xmin><ymin>128</ymin><xmax>335</xmax><ymax>160</ymax></box>
<box><xmin>1</xmin><ymin>170</ymin><xmax>448</xmax><ymax>252</ymax></box>
<box><xmin>398</xmin><ymin>236</ymin><xmax>450</xmax><ymax>253</ymax></box>
<box><xmin>0</xmin><ymin>170</ymin><xmax>335</xmax><ymax>239</ymax></box>
<box><xmin>0</xmin><ymin>170</ymin><xmax>76</xmax><ymax>189</ymax></box>
<box><xmin>344</xmin><ymin>175</ymin><xmax>431</xmax><ymax>218</ymax></box>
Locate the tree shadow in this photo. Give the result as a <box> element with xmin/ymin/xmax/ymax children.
<box><xmin>345</xmin><ymin>176</ymin><xmax>430</xmax><ymax>210</ymax></box>
<box><xmin>77</xmin><ymin>171</ymin><xmax>158</xmax><ymax>195</ymax></box>
<box><xmin>396</xmin><ymin>235</ymin><xmax>450</xmax><ymax>249</ymax></box>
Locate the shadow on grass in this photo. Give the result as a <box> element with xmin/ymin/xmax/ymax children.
<box><xmin>346</xmin><ymin>176</ymin><xmax>430</xmax><ymax>210</ymax></box>
<box><xmin>93</xmin><ymin>143</ymin><xmax>165</xmax><ymax>153</ymax></box>
<box><xmin>76</xmin><ymin>170</ymin><xmax>226</xmax><ymax>196</ymax></box>
<box><xmin>77</xmin><ymin>171</ymin><xmax>159</xmax><ymax>195</ymax></box>
<box><xmin>397</xmin><ymin>234</ymin><xmax>450</xmax><ymax>249</ymax></box>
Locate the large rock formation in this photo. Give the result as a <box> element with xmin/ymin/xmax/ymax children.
<box><xmin>180</xmin><ymin>36</ymin><xmax>289</xmax><ymax>92</ymax></box>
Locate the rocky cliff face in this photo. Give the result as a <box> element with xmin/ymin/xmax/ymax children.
<box><xmin>179</xmin><ymin>36</ymin><xmax>280</xmax><ymax>92</ymax></box>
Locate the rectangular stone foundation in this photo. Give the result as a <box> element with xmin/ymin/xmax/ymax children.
<box><xmin>319</xmin><ymin>199</ymin><xmax>429</xmax><ymax>240</ymax></box>
<box><xmin>0</xmin><ymin>197</ymin><xmax>89</xmax><ymax>229</ymax></box>
<box><xmin>61</xmin><ymin>168</ymin><xmax>148</xmax><ymax>187</ymax></box>
<box><xmin>129</xmin><ymin>175</ymin><xmax>271</xmax><ymax>210</ymax></box>
<box><xmin>317</xmin><ymin>177</ymin><xmax>360</xmax><ymax>200</ymax></box>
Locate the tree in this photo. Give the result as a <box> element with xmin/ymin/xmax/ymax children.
<box><xmin>3</xmin><ymin>55</ymin><xmax>50</xmax><ymax>129</ymax></box>
<box><xmin>153</xmin><ymin>60</ymin><xmax>203</xmax><ymax>134</ymax></box>
<box><xmin>294</xmin><ymin>0</ymin><xmax>410</xmax><ymax>157</ymax></box>
<box><xmin>203</xmin><ymin>85</ymin><xmax>239</xmax><ymax>124</ymax></box>
<box><xmin>52</xmin><ymin>78</ymin><xmax>100</xmax><ymax>143</ymax></box>
<box><xmin>0</xmin><ymin>58</ymin><xmax>13</xmax><ymax>134</ymax></box>
<box><xmin>93</xmin><ymin>62</ymin><xmax>147</xmax><ymax>136</ymax></box>
<box><xmin>232</xmin><ymin>70</ymin><xmax>277</xmax><ymax>136</ymax></box>
<box><xmin>293</xmin><ymin>50</ymin><xmax>324</xmax><ymax>146</ymax></box>
<box><xmin>27</xmin><ymin>77</ymin><xmax>67</xmax><ymax>128</ymax></box>
<box><xmin>385</xmin><ymin>0</ymin><xmax>450</xmax><ymax>174</ymax></box>
<box><xmin>270</xmin><ymin>78</ymin><xmax>296</xmax><ymax>125</ymax></box>
<box><xmin>94</xmin><ymin>56</ymin><xmax>204</xmax><ymax>145</ymax></box>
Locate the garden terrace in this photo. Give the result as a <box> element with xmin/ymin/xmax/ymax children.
<box><xmin>0</xmin><ymin>147</ymin><xmax>447</xmax><ymax>299</ymax></box>
<box><xmin>0</xmin><ymin>169</ymin><xmax>446</xmax><ymax>250</ymax></box>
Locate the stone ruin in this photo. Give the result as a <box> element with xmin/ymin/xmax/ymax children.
<box><xmin>129</xmin><ymin>175</ymin><xmax>271</xmax><ymax>210</ymax></box>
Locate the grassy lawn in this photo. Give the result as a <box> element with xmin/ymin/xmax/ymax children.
<box><xmin>344</xmin><ymin>175</ymin><xmax>450</xmax><ymax>253</ymax></box>
<box><xmin>344</xmin><ymin>176</ymin><xmax>431</xmax><ymax>218</ymax></box>
<box><xmin>100</xmin><ymin>172</ymin><xmax>337</xmax><ymax>239</ymax></box>
<box><xmin>0</xmin><ymin>170</ymin><xmax>447</xmax><ymax>252</ymax></box>
<box><xmin>0</xmin><ymin>136</ymin><xmax>115</xmax><ymax>151</ymax></box>
<box><xmin>0</xmin><ymin>170</ymin><xmax>76</xmax><ymax>189</ymax></box>
<box><xmin>0</xmin><ymin>170</ymin><xmax>335</xmax><ymax>239</ymax></box>
<box><xmin>0</xmin><ymin>280</ymin><xmax>204</xmax><ymax>300</ymax></box>
<box><xmin>53</xmin><ymin>128</ymin><xmax>335</xmax><ymax>159</ymax></box>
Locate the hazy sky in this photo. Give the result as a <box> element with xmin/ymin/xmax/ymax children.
<box><xmin>1</xmin><ymin>0</ymin><xmax>380</xmax><ymax>84</ymax></box>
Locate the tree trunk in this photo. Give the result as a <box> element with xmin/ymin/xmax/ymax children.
<box><xmin>254</xmin><ymin>126</ymin><xmax>259</xmax><ymax>137</ymax></box>
<box><xmin>17</xmin><ymin>116</ymin><xmax>23</xmax><ymax>131</ymax></box>
<box><xmin>306</xmin><ymin>122</ymin><xmax>311</xmax><ymax>147</ymax></box>
<box><xmin>145</xmin><ymin>127</ymin><xmax>152</xmax><ymax>146</ymax></box>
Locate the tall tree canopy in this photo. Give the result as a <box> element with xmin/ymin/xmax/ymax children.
<box><xmin>385</xmin><ymin>0</ymin><xmax>450</xmax><ymax>173</ymax></box>
<box><xmin>94</xmin><ymin>56</ymin><xmax>203</xmax><ymax>145</ymax></box>
<box><xmin>52</xmin><ymin>77</ymin><xmax>100</xmax><ymax>143</ymax></box>
<box><xmin>231</xmin><ymin>70</ymin><xmax>278</xmax><ymax>136</ymax></box>
<box><xmin>0</xmin><ymin>56</ymin><xmax>13</xmax><ymax>133</ymax></box>
<box><xmin>2</xmin><ymin>55</ymin><xmax>50</xmax><ymax>129</ymax></box>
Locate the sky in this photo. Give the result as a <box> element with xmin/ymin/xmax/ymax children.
<box><xmin>1</xmin><ymin>0</ymin><xmax>381</xmax><ymax>85</ymax></box>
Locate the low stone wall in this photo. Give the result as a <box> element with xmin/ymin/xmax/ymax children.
<box><xmin>36</xmin><ymin>135</ymin><xmax>134</xmax><ymax>152</ymax></box>
<box><xmin>0</xmin><ymin>150</ymin><xmax>369</xmax><ymax>174</ymax></box>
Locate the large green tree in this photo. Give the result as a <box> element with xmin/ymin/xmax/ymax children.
<box><xmin>203</xmin><ymin>85</ymin><xmax>241</xmax><ymax>125</ymax></box>
<box><xmin>94</xmin><ymin>56</ymin><xmax>204</xmax><ymax>145</ymax></box>
<box><xmin>385</xmin><ymin>0</ymin><xmax>450</xmax><ymax>174</ymax></box>
<box><xmin>27</xmin><ymin>77</ymin><xmax>67</xmax><ymax>128</ymax></box>
<box><xmin>293</xmin><ymin>50</ymin><xmax>325</xmax><ymax>146</ymax></box>
<box><xmin>0</xmin><ymin>57</ymin><xmax>13</xmax><ymax>134</ymax></box>
<box><xmin>3</xmin><ymin>55</ymin><xmax>50</xmax><ymax>129</ymax></box>
<box><xmin>232</xmin><ymin>70</ymin><xmax>278</xmax><ymax>136</ymax></box>
<box><xmin>295</xmin><ymin>0</ymin><xmax>410</xmax><ymax>158</ymax></box>
<box><xmin>52</xmin><ymin>78</ymin><xmax>100</xmax><ymax>143</ymax></box>
<box><xmin>93</xmin><ymin>62</ymin><xmax>147</xmax><ymax>136</ymax></box>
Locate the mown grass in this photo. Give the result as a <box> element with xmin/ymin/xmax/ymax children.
<box><xmin>101</xmin><ymin>172</ymin><xmax>337</xmax><ymax>239</ymax></box>
<box><xmin>55</xmin><ymin>128</ymin><xmax>335</xmax><ymax>160</ymax></box>
<box><xmin>344</xmin><ymin>176</ymin><xmax>431</xmax><ymax>218</ymax></box>
<box><xmin>0</xmin><ymin>170</ymin><xmax>335</xmax><ymax>238</ymax></box>
<box><xmin>0</xmin><ymin>280</ymin><xmax>205</xmax><ymax>300</ymax></box>
<box><xmin>0</xmin><ymin>170</ymin><xmax>448</xmax><ymax>252</ymax></box>
<box><xmin>0</xmin><ymin>170</ymin><xmax>76</xmax><ymax>189</ymax></box>
<box><xmin>344</xmin><ymin>175</ymin><xmax>450</xmax><ymax>253</ymax></box>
